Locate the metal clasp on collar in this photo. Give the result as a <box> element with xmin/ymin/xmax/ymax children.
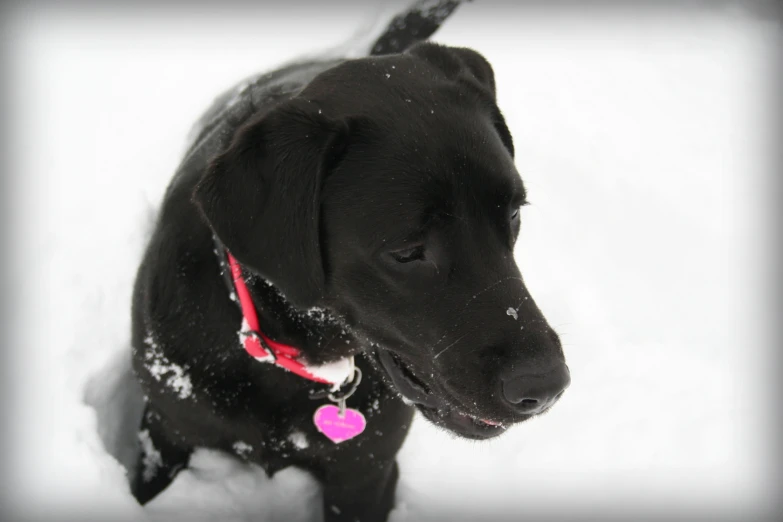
<box><xmin>329</xmin><ymin>366</ymin><xmax>362</xmax><ymax>416</ymax></box>
<box><xmin>309</xmin><ymin>358</ymin><xmax>362</xmax><ymax>415</ymax></box>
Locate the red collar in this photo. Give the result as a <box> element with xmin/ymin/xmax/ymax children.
<box><xmin>225</xmin><ymin>251</ymin><xmax>353</xmax><ymax>387</ymax></box>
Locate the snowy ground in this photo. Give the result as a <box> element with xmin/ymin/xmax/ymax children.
<box><xmin>4</xmin><ymin>1</ymin><xmax>780</xmax><ymax>521</ymax></box>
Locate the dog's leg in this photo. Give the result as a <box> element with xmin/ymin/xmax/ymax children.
<box><xmin>322</xmin><ymin>459</ymin><xmax>400</xmax><ymax>522</ymax></box>
<box><xmin>130</xmin><ymin>405</ymin><xmax>192</xmax><ymax>505</ymax></box>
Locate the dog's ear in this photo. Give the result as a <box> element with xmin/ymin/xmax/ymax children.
<box><xmin>193</xmin><ymin>99</ymin><xmax>347</xmax><ymax>308</ymax></box>
<box><xmin>408</xmin><ymin>43</ymin><xmax>514</xmax><ymax>157</ymax></box>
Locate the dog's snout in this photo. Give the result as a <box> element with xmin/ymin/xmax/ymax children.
<box><xmin>501</xmin><ymin>364</ymin><xmax>570</xmax><ymax>414</ymax></box>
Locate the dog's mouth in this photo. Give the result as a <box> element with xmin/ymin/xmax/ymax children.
<box><xmin>416</xmin><ymin>404</ymin><xmax>511</xmax><ymax>440</ymax></box>
<box><xmin>375</xmin><ymin>348</ymin><xmax>509</xmax><ymax>440</ymax></box>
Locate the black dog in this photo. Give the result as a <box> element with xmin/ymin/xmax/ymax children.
<box><xmin>130</xmin><ymin>2</ymin><xmax>570</xmax><ymax>521</ymax></box>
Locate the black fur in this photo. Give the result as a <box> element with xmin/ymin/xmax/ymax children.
<box><xmin>130</xmin><ymin>6</ymin><xmax>569</xmax><ymax>521</ymax></box>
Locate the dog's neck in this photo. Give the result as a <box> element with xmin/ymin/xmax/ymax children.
<box><xmin>213</xmin><ymin>237</ymin><xmax>364</xmax><ymax>367</ymax></box>
<box><xmin>238</xmin><ymin>269</ymin><xmax>362</xmax><ymax>367</ymax></box>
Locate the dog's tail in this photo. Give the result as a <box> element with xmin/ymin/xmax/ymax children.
<box><xmin>368</xmin><ymin>0</ymin><xmax>464</xmax><ymax>55</ymax></box>
<box><xmin>324</xmin><ymin>0</ymin><xmax>465</xmax><ymax>58</ymax></box>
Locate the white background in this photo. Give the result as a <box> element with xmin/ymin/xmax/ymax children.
<box><xmin>4</xmin><ymin>1</ymin><xmax>780</xmax><ymax>520</ymax></box>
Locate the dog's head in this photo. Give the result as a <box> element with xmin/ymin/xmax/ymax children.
<box><xmin>195</xmin><ymin>43</ymin><xmax>569</xmax><ymax>440</ymax></box>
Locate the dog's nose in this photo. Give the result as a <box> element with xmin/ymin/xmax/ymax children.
<box><xmin>501</xmin><ymin>364</ymin><xmax>570</xmax><ymax>414</ymax></box>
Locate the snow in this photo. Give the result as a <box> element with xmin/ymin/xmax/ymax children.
<box><xmin>5</xmin><ymin>1</ymin><xmax>779</xmax><ymax>521</ymax></box>
<box><xmin>288</xmin><ymin>431</ymin><xmax>310</xmax><ymax>451</ymax></box>
<box><xmin>138</xmin><ymin>430</ymin><xmax>163</xmax><ymax>484</ymax></box>
<box><xmin>304</xmin><ymin>306</ymin><xmax>333</xmax><ymax>325</ymax></box>
<box><xmin>143</xmin><ymin>334</ymin><xmax>193</xmax><ymax>400</ymax></box>
<box><xmin>232</xmin><ymin>441</ymin><xmax>253</xmax><ymax>459</ymax></box>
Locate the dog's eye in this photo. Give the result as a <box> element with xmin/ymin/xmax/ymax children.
<box><xmin>509</xmin><ymin>206</ymin><xmax>522</xmax><ymax>243</ymax></box>
<box><xmin>389</xmin><ymin>245</ymin><xmax>425</xmax><ymax>264</ymax></box>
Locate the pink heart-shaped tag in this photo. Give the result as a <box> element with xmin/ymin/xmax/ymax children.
<box><xmin>313</xmin><ymin>404</ymin><xmax>367</xmax><ymax>444</ymax></box>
